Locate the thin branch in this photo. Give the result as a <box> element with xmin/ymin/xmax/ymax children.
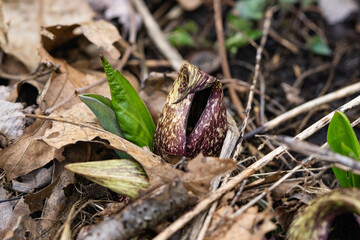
<box><xmin>232</xmin><ymin>7</ymin><xmax>273</xmax><ymax>160</ymax></box>
<box><xmin>214</xmin><ymin>0</ymin><xmax>231</xmax><ymax>78</ymax></box>
<box><xmin>245</xmin><ymin>80</ymin><xmax>360</xmax><ymax>139</ymax></box>
<box><xmin>293</xmin><ymin>63</ymin><xmax>331</xmax><ymax>89</ymax></box>
<box><xmin>131</xmin><ymin>0</ymin><xmax>183</xmax><ymax>70</ymax></box>
<box><xmin>274</xmin><ymin>135</ymin><xmax>360</xmax><ymax>174</ymax></box>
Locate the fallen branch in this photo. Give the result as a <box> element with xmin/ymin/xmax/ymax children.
<box><xmin>274</xmin><ymin>135</ymin><xmax>360</xmax><ymax>174</ymax></box>
<box><xmin>79</xmin><ymin>179</ymin><xmax>197</xmax><ymax>240</ymax></box>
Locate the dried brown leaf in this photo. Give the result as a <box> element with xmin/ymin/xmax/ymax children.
<box><xmin>41</xmin><ymin>0</ymin><xmax>94</xmax><ymax>27</ymax></box>
<box><xmin>11</xmin><ymin>166</ymin><xmax>53</xmax><ymax>193</ymax></box>
<box><xmin>0</xmin><ymin>199</ymin><xmax>36</xmax><ymax>239</ymax></box>
<box><xmin>79</xmin><ymin>20</ymin><xmax>122</xmax><ymax>60</ymax></box>
<box><xmin>0</xmin><ymin>0</ymin><xmax>41</xmax><ymax>71</ymax></box>
<box><xmin>36</xmin><ymin>163</ymin><xmax>76</xmax><ymax>239</ymax></box>
<box><xmin>207</xmin><ymin>206</ymin><xmax>275</xmax><ymax>240</ymax></box>
<box><xmin>0</xmin><ymin>119</ymin><xmax>56</xmax><ymax>181</ymax></box>
<box><xmin>24</xmin><ymin>176</ymin><xmax>60</xmax><ymax>213</ymax></box>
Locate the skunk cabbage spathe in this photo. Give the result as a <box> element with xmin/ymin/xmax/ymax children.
<box><xmin>153</xmin><ymin>63</ymin><xmax>227</xmax><ymax>162</ymax></box>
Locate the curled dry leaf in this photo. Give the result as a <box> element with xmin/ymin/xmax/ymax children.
<box><xmin>0</xmin><ymin>119</ymin><xmax>56</xmax><ymax>181</ymax></box>
<box><xmin>0</xmin><ymin>0</ymin><xmax>96</xmax><ymax>71</ymax></box>
<box><xmin>11</xmin><ymin>166</ymin><xmax>53</xmax><ymax>193</ymax></box>
<box><xmin>77</xmin><ymin>20</ymin><xmax>122</xmax><ymax>60</ymax></box>
<box><xmin>0</xmin><ymin>0</ymin><xmax>41</xmax><ymax>71</ymax></box>
<box><xmin>207</xmin><ymin>206</ymin><xmax>275</xmax><ymax>240</ymax></box>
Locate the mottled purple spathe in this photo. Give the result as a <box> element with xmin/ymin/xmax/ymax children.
<box><xmin>153</xmin><ymin>63</ymin><xmax>227</xmax><ymax>162</ymax></box>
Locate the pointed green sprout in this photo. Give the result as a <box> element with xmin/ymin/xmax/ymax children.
<box><xmin>79</xmin><ymin>56</ymin><xmax>155</xmax><ymax>151</ymax></box>
<box><xmin>65</xmin><ymin>159</ymin><xmax>149</xmax><ymax>198</ymax></box>
<box><xmin>74</xmin><ymin>56</ymin><xmax>156</xmax><ymax>197</ymax></box>
<box><xmin>101</xmin><ymin>56</ymin><xmax>155</xmax><ymax>150</ymax></box>
<box><xmin>327</xmin><ymin>111</ymin><xmax>360</xmax><ymax>188</ymax></box>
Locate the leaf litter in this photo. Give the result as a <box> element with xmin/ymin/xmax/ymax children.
<box><xmin>0</xmin><ymin>0</ymin><xmax>360</xmax><ymax>239</ymax></box>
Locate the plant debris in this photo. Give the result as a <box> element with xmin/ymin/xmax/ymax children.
<box><xmin>1</xmin><ymin>0</ymin><xmax>360</xmax><ymax>239</ymax></box>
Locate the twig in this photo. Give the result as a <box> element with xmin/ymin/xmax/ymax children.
<box><xmin>229</xmin><ymin>116</ymin><xmax>360</xmax><ymax>219</ymax></box>
<box><xmin>232</xmin><ymin>7</ymin><xmax>273</xmax><ymax>160</ymax></box>
<box><xmin>193</xmin><ymin>114</ymin><xmax>239</xmax><ymax>240</ymax></box>
<box><xmin>244</xmin><ymin>80</ymin><xmax>360</xmax><ymax>139</ymax></box>
<box><xmin>131</xmin><ymin>0</ymin><xmax>183</xmax><ymax>70</ymax></box>
<box><xmin>214</xmin><ymin>0</ymin><xmax>231</xmax><ymax>78</ymax></box>
<box><xmin>293</xmin><ymin>62</ymin><xmax>331</xmax><ymax>89</ymax></box>
<box><xmin>207</xmin><ymin>179</ymin><xmax>247</xmax><ymax>234</ymax></box>
<box><xmin>268</xmin><ymin>28</ymin><xmax>299</xmax><ymax>54</ymax></box>
<box><xmin>0</xmin><ymin>196</ymin><xmax>22</xmax><ymax>204</ymax></box>
<box><xmin>228</xmin><ymin>86</ymin><xmax>245</xmax><ymax>120</ymax></box>
<box><xmin>223</xmin><ymin>78</ymin><xmax>285</xmax><ymax>112</ymax></box>
<box><xmin>192</xmin><ymin>7</ymin><xmax>271</xmax><ymax>239</ymax></box>
<box><xmin>274</xmin><ymin>135</ymin><xmax>360</xmax><ymax>174</ymax></box>
<box><xmin>153</xmin><ymin>94</ymin><xmax>360</xmax><ymax>240</ymax></box>
<box><xmin>44</xmin><ymin>78</ymin><xmax>106</xmax><ymax>114</ymax></box>
<box><xmin>230</xmin><ymin>163</ymin><xmax>305</xmax><ymax>219</ymax></box>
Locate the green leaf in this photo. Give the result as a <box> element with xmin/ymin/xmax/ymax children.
<box><xmin>327</xmin><ymin>111</ymin><xmax>360</xmax><ymax>187</ymax></box>
<box><xmin>101</xmin><ymin>56</ymin><xmax>155</xmax><ymax>150</ymax></box>
<box><xmin>79</xmin><ymin>94</ymin><xmax>124</xmax><ymax>137</ymax></box>
<box><xmin>225</xmin><ymin>14</ymin><xmax>262</xmax><ymax>54</ymax></box>
<box><xmin>168</xmin><ymin>28</ymin><xmax>194</xmax><ymax>47</ymax></box>
<box><xmin>79</xmin><ymin>94</ymin><xmax>132</xmax><ymax>159</ymax></box>
<box><xmin>65</xmin><ymin>159</ymin><xmax>150</xmax><ymax>198</ymax></box>
<box><xmin>235</xmin><ymin>0</ymin><xmax>267</xmax><ymax>20</ymax></box>
<box><xmin>225</xmin><ymin>31</ymin><xmax>262</xmax><ymax>54</ymax></box>
<box><xmin>307</xmin><ymin>36</ymin><xmax>332</xmax><ymax>56</ymax></box>
<box><xmin>227</xmin><ymin>14</ymin><xmax>253</xmax><ymax>31</ymax></box>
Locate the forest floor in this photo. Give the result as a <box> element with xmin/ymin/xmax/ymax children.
<box><xmin>1</xmin><ymin>0</ymin><xmax>360</xmax><ymax>239</ymax></box>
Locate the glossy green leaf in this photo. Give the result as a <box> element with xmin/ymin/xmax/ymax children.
<box><xmin>79</xmin><ymin>93</ymin><xmax>131</xmax><ymax>159</ymax></box>
<box><xmin>101</xmin><ymin>56</ymin><xmax>155</xmax><ymax>150</ymax></box>
<box><xmin>79</xmin><ymin>94</ymin><xmax>124</xmax><ymax>137</ymax></box>
<box><xmin>327</xmin><ymin>111</ymin><xmax>360</xmax><ymax>188</ymax></box>
<box><xmin>65</xmin><ymin>159</ymin><xmax>150</xmax><ymax>198</ymax></box>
